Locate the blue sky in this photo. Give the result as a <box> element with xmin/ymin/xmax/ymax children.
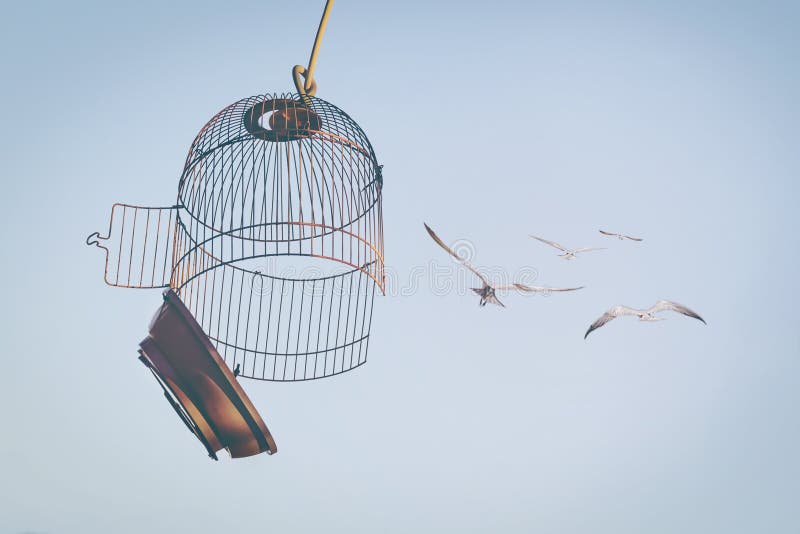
<box><xmin>1</xmin><ymin>1</ymin><xmax>798</xmax><ymax>532</ymax></box>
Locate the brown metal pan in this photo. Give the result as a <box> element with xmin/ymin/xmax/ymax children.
<box><xmin>138</xmin><ymin>289</ymin><xmax>277</xmax><ymax>459</ymax></box>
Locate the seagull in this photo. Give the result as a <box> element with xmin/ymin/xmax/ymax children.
<box><xmin>425</xmin><ymin>223</ymin><xmax>583</xmax><ymax>307</ymax></box>
<box><xmin>584</xmin><ymin>300</ymin><xmax>706</xmax><ymax>339</ymax></box>
<box><xmin>233</xmin><ymin>363</ymin><xmax>241</xmax><ymax>377</ymax></box>
<box><xmin>530</xmin><ymin>235</ymin><xmax>606</xmax><ymax>260</ymax></box>
<box><xmin>599</xmin><ymin>229</ymin><xmax>643</xmax><ymax>242</ymax></box>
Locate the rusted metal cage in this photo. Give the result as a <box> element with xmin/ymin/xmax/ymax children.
<box><xmin>88</xmin><ymin>92</ymin><xmax>384</xmax><ymax>382</ymax></box>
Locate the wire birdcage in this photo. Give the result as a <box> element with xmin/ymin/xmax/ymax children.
<box><xmin>88</xmin><ymin>93</ymin><xmax>385</xmax><ymax>382</ymax></box>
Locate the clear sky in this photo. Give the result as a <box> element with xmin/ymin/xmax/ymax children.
<box><xmin>1</xmin><ymin>1</ymin><xmax>798</xmax><ymax>533</ymax></box>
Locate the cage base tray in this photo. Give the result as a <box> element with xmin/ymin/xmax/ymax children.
<box><xmin>138</xmin><ymin>289</ymin><xmax>277</xmax><ymax>459</ymax></box>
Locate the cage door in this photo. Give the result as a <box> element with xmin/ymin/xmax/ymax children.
<box><xmin>87</xmin><ymin>203</ymin><xmax>179</xmax><ymax>289</ymax></box>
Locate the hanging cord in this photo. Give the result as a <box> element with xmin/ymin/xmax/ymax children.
<box><xmin>293</xmin><ymin>0</ymin><xmax>334</xmax><ymax>97</ymax></box>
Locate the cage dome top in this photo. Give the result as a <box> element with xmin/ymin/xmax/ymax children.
<box><xmin>176</xmin><ymin>93</ymin><xmax>382</xmax><ymax>253</ymax></box>
<box><xmin>184</xmin><ymin>94</ymin><xmax>375</xmax><ymax>160</ymax></box>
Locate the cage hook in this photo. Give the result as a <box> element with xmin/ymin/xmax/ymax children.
<box><xmin>292</xmin><ymin>66</ymin><xmax>318</xmax><ymax>97</ymax></box>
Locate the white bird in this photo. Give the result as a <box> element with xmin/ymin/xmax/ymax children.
<box><xmin>584</xmin><ymin>300</ymin><xmax>706</xmax><ymax>339</ymax></box>
<box><xmin>530</xmin><ymin>235</ymin><xmax>606</xmax><ymax>260</ymax></box>
<box><xmin>425</xmin><ymin>224</ymin><xmax>583</xmax><ymax>307</ymax></box>
<box><xmin>599</xmin><ymin>229</ymin><xmax>643</xmax><ymax>242</ymax></box>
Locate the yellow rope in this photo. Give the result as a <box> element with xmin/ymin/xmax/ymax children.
<box><xmin>293</xmin><ymin>0</ymin><xmax>334</xmax><ymax>97</ymax></box>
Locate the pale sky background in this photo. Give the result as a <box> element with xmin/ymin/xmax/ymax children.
<box><xmin>1</xmin><ymin>1</ymin><xmax>798</xmax><ymax>533</ymax></box>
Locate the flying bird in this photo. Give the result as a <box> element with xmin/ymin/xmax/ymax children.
<box><xmin>584</xmin><ymin>300</ymin><xmax>706</xmax><ymax>339</ymax></box>
<box><xmin>425</xmin><ymin>223</ymin><xmax>583</xmax><ymax>307</ymax></box>
<box><xmin>599</xmin><ymin>229</ymin><xmax>643</xmax><ymax>241</ymax></box>
<box><xmin>530</xmin><ymin>235</ymin><xmax>606</xmax><ymax>260</ymax></box>
<box><xmin>233</xmin><ymin>363</ymin><xmax>241</xmax><ymax>377</ymax></box>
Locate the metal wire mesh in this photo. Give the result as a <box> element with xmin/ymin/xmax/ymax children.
<box><xmin>86</xmin><ymin>203</ymin><xmax>177</xmax><ymax>289</ymax></box>
<box><xmin>90</xmin><ymin>93</ymin><xmax>384</xmax><ymax>381</ymax></box>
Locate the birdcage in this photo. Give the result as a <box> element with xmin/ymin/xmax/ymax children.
<box><xmin>86</xmin><ymin>0</ymin><xmax>382</xmax><ymax>459</ymax></box>
<box><xmin>88</xmin><ymin>93</ymin><xmax>385</xmax><ymax>382</ymax></box>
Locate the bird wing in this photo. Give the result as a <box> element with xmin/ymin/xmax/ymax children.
<box><xmin>651</xmin><ymin>300</ymin><xmax>706</xmax><ymax>323</ymax></box>
<box><xmin>623</xmin><ymin>234</ymin><xmax>643</xmax><ymax>241</ymax></box>
<box><xmin>584</xmin><ymin>305</ymin><xmax>639</xmax><ymax>338</ymax></box>
<box><xmin>515</xmin><ymin>283</ymin><xmax>584</xmax><ymax>293</ymax></box>
<box><xmin>573</xmin><ymin>247</ymin><xmax>607</xmax><ymax>253</ymax></box>
<box><xmin>530</xmin><ymin>235</ymin><xmax>568</xmax><ymax>252</ymax></box>
<box><xmin>424</xmin><ymin>223</ymin><xmax>489</xmax><ymax>285</ymax></box>
<box><xmin>585</xmin><ymin>311</ymin><xmax>617</xmax><ymax>338</ymax></box>
<box><xmin>598</xmin><ymin>230</ymin><xmax>619</xmax><ymax>237</ymax></box>
<box><xmin>484</xmin><ymin>294</ymin><xmax>506</xmax><ymax>308</ymax></box>
<box><xmin>493</xmin><ymin>284</ymin><xmax>524</xmax><ymax>292</ymax></box>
